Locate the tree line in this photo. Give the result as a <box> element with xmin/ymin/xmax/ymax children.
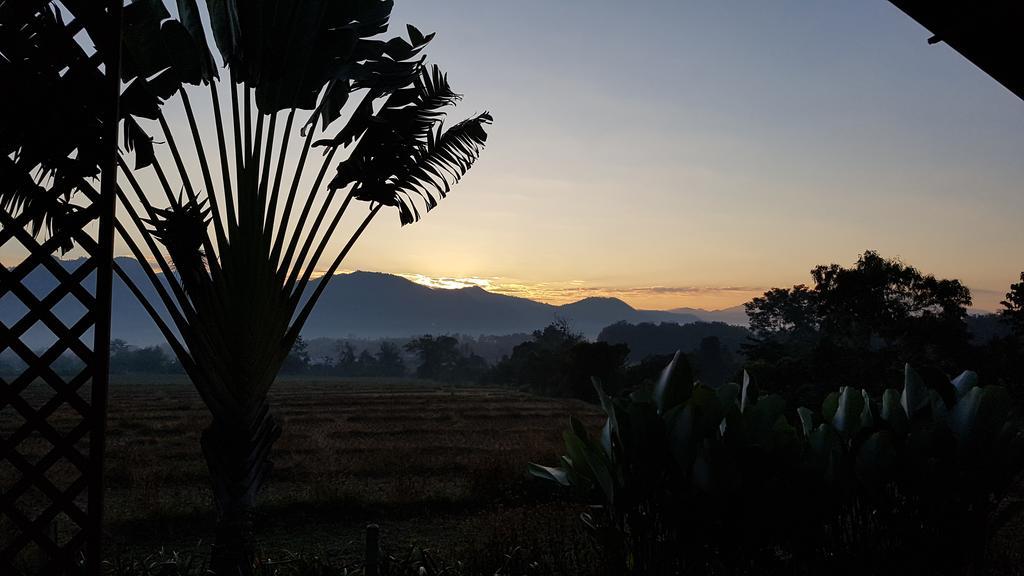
<box><xmin>742</xmin><ymin>250</ymin><xmax>1024</xmax><ymax>409</ymax></box>
<box><xmin>13</xmin><ymin>250</ymin><xmax>1017</xmax><ymax>410</ymax></box>
<box><xmin>254</xmin><ymin>319</ymin><xmax>742</xmax><ymax>396</ymax></box>
<box><xmin>19</xmin><ymin>321</ymin><xmax>735</xmax><ymax>396</ymax></box>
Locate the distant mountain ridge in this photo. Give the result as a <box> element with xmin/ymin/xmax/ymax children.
<box><xmin>670</xmin><ymin>305</ymin><xmax>749</xmax><ymax>327</ymax></box>
<box><xmin>2</xmin><ymin>258</ymin><xmax>729</xmax><ymax>347</ymax></box>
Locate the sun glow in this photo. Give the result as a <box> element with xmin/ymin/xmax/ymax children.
<box><xmin>399</xmin><ymin>274</ymin><xmax>493</xmax><ymax>291</ymax></box>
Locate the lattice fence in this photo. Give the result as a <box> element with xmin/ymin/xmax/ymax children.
<box><xmin>0</xmin><ymin>1</ymin><xmax>121</xmax><ymax>574</ymax></box>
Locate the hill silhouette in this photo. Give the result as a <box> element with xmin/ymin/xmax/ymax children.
<box><xmin>3</xmin><ymin>258</ymin><xmax>710</xmax><ymax>347</ymax></box>
<box><xmin>670</xmin><ymin>305</ymin><xmax>749</xmax><ymax>326</ymax></box>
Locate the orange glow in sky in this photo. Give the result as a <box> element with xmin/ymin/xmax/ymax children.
<box><xmin>395</xmin><ymin>272</ymin><xmax>763</xmax><ymax>311</ymax></box>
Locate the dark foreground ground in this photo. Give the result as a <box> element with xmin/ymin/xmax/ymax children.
<box><xmin>3</xmin><ymin>376</ymin><xmax>1024</xmax><ymax>574</ymax></box>
<box><xmin>3</xmin><ymin>377</ymin><xmax>605</xmax><ymax>573</ymax></box>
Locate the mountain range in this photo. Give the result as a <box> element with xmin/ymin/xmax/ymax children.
<box><xmin>2</xmin><ymin>258</ymin><xmax>747</xmax><ymax>348</ymax></box>
<box><xmin>669</xmin><ymin>305</ymin><xmax>748</xmax><ymax>326</ymax></box>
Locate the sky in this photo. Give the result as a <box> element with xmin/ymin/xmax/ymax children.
<box><xmin>357</xmin><ymin>0</ymin><xmax>1024</xmax><ymax>311</ymax></box>
<box><xmin>11</xmin><ymin>1</ymin><xmax>1024</xmax><ymax>312</ymax></box>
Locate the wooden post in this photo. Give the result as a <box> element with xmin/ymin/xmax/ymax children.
<box><xmin>365</xmin><ymin>524</ymin><xmax>380</xmax><ymax>576</ymax></box>
<box><xmin>88</xmin><ymin>1</ymin><xmax>123</xmax><ymax>573</ymax></box>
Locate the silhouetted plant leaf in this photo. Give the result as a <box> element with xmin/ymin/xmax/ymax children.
<box><xmin>740</xmin><ymin>370</ymin><xmax>752</xmax><ymax>413</ymax></box>
<box><xmin>919</xmin><ymin>365</ymin><xmax>957</xmax><ymax>408</ymax></box>
<box><xmin>324</xmin><ymin>64</ymin><xmax>492</xmax><ymax>225</ymax></box>
<box><xmin>880</xmin><ymin>388</ymin><xmax>907</xmax><ymax>434</ymax></box>
<box><xmin>951</xmin><ymin>370</ymin><xmax>978</xmax><ymax>399</ymax></box>
<box><xmin>833</xmin><ymin>386</ymin><xmax>864</xmax><ymax>437</ymax></box>
<box><xmin>121</xmin><ymin>0</ymin><xmax>173</xmax><ymax>81</ymax></box>
<box><xmin>123</xmin><ymin>116</ymin><xmax>155</xmax><ymax>169</ymax></box>
<box><xmin>797</xmin><ymin>406</ymin><xmax>814</xmax><ymax>437</ymax></box>
<box><xmin>406</xmin><ymin>24</ymin><xmax>434</xmax><ymax>47</ymax></box>
<box><xmin>120</xmin><ymin>68</ymin><xmax>182</xmax><ymax>120</ymax></box>
<box><xmin>176</xmin><ymin>0</ymin><xmax>218</xmax><ymax>82</ymax></box>
<box><xmin>822</xmin><ymin>390</ymin><xmax>839</xmax><ymax>423</ymax></box>
<box><xmin>161</xmin><ymin>19</ymin><xmax>205</xmax><ymax>85</ymax></box>
<box><xmin>856</xmin><ymin>430</ymin><xmax>896</xmax><ymax>489</ymax></box>
<box><xmin>205</xmin><ymin>0</ymin><xmax>242</xmax><ymax>68</ymax></box>
<box><xmin>527</xmin><ymin>463</ymin><xmax>571</xmax><ymax>487</ymax></box>
<box><xmin>902</xmin><ymin>364</ymin><xmax>929</xmax><ymax>418</ymax></box>
<box><xmin>388</xmin><ymin>111</ymin><xmax>492</xmax><ymax>225</ymax></box>
<box><xmin>653</xmin><ymin>350</ymin><xmax>691</xmax><ymax>415</ymax></box>
<box><xmin>860</xmin><ymin>389</ymin><xmax>874</xmax><ymax>430</ymax></box>
<box><xmin>0</xmin><ymin>1</ymin><xmax>110</xmax><ymax>250</ymax></box>
<box><xmin>667</xmin><ymin>404</ymin><xmax>696</xmax><ymax>472</ymax></box>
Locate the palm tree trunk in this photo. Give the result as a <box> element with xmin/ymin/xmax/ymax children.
<box><xmin>201</xmin><ymin>402</ymin><xmax>281</xmax><ymax>575</ymax></box>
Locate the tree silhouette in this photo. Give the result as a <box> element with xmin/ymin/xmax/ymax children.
<box><xmin>335</xmin><ymin>341</ymin><xmax>358</xmax><ymax>375</ymax></box>
<box><xmin>404</xmin><ymin>335</ymin><xmax>486</xmax><ymax>382</ymax></box>
<box><xmin>279</xmin><ymin>336</ymin><xmax>310</xmax><ymax>374</ymax></box>
<box><xmin>1001</xmin><ymin>272</ymin><xmax>1024</xmax><ymax>335</ymax></box>
<box><xmin>745</xmin><ymin>251</ymin><xmax>972</xmax><ymax>403</ymax></box>
<box><xmin>374</xmin><ymin>341</ymin><xmax>406</xmax><ymax>377</ymax></box>
<box><xmin>405</xmin><ymin>335</ymin><xmax>461</xmax><ymax>380</ymax></box>
<box><xmin>3</xmin><ymin>2</ymin><xmax>491</xmax><ymax>573</ymax></box>
<box><xmin>356</xmin><ymin>349</ymin><xmax>377</xmax><ymax>373</ymax></box>
<box><xmin>745</xmin><ymin>284</ymin><xmax>819</xmax><ymax>340</ymax></box>
<box><xmin>488</xmin><ymin>321</ymin><xmax>634</xmax><ymax>401</ymax></box>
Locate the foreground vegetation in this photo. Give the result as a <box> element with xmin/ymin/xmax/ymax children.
<box><xmin>532</xmin><ymin>354</ymin><xmax>1024</xmax><ymax>575</ymax></box>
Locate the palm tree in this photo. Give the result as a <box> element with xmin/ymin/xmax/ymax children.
<box><xmin>3</xmin><ymin>2</ymin><xmax>491</xmax><ymax>573</ymax></box>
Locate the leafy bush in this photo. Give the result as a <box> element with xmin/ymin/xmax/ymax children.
<box><xmin>530</xmin><ymin>353</ymin><xmax>1024</xmax><ymax>575</ymax></box>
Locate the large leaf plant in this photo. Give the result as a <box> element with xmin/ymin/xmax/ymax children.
<box><xmin>2</xmin><ymin>2</ymin><xmax>491</xmax><ymax>573</ymax></box>
<box><xmin>531</xmin><ymin>355</ymin><xmax>1024</xmax><ymax>575</ymax></box>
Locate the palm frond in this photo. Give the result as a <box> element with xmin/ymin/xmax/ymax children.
<box><xmin>0</xmin><ymin>157</ymin><xmax>44</xmax><ymax>220</ymax></box>
<box><xmin>0</xmin><ymin>1</ymin><xmax>110</xmax><ymax>249</ymax></box>
<box><xmin>374</xmin><ymin>64</ymin><xmax>462</xmax><ymax>147</ymax></box>
<box><xmin>0</xmin><ymin>157</ymin><xmax>79</xmax><ymax>253</ymax></box>
<box><xmin>390</xmin><ymin>111</ymin><xmax>492</xmax><ymax>225</ymax></box>
<box><xmin>326</xmin><ymin>64</ymin><xmax>465</xmax><ymax>195</ymax></box>
<box><xmin>325</xmin><ymin>63</ymin><xmax>490</xmax><ymax>224</ymax></box>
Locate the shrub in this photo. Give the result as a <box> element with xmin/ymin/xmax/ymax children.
<box><xmin>529</xmin><ymin>353</ymin><xmax>1024</xmax><ymax>575</ymax></box>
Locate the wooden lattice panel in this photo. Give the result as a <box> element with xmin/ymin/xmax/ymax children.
<box><xmin>0</xmin><ymin>1</ymin><xmax>120</xmax><ymax>574</ymax></box>
<box><xmin>0</xmin><ymin>207</ymin><xmax>100</xmax><ymax>574</ymax></box>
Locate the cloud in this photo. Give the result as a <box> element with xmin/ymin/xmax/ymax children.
<box><xmin>609</xmin><ymin>286</ymin><xmax>765</xmax><ymax>296</ymax></box>
<box><xmin>397</xmin><ymin>274</ymin><xmax>492</xmax><ymax>290</ymax></box>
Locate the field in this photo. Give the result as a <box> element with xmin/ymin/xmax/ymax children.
<box><xmin>2</xmin><ymin>376</ymin><xmax>605</xmax><ymax>572</ymax></box>
<box><xmin>5</xmin><ymin>376</ymin><xmax>1024</xmax><ymax>574</ymax></box>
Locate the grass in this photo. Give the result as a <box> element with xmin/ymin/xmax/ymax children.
<box><xmin>1</xmin><ymin>376</ymin><xmax>605</xmax><ymax>573</ymax></box>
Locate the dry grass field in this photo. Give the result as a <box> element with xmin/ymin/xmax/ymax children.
<box><xmin>2</xmin><ymin>376</ymin><xmax>605</xmax><ymax>572</ymax></box>
<box><xmin>5</xmin><ymin>376</ymin><xmax>1024</xmax><ymax>574</ymax></box>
